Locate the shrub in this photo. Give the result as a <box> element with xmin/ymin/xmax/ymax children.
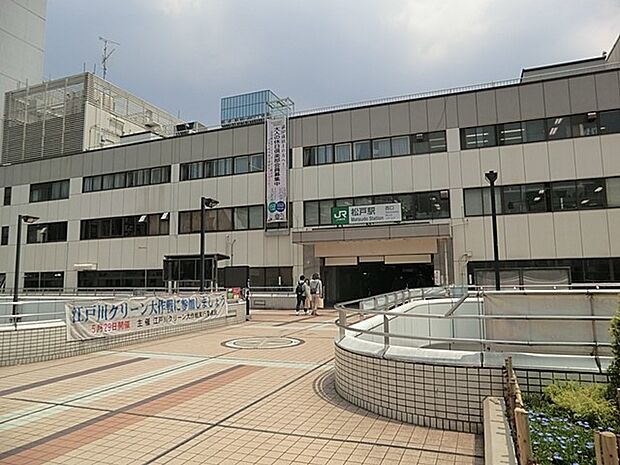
<box><xmin>543</xmin><ymin>381</ymin><xmax>618</xmax><ymax>429</ymax></box>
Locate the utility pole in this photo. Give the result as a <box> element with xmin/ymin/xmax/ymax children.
<box><xmin>99</xmin><ymin>36</ymin><xmax>120</xmax><ymax>80</ymax></box>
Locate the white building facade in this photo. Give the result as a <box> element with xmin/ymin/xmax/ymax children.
<box><xmin>1</xmin><ymin>38</ymin><xmax>619</xmax><ymax>303</ymax></box>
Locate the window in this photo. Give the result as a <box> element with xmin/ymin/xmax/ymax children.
<box><xmin>303</xmin><ymin>147</ymin><xmax>316</xmax><ymax>166</ymax></box>
<box><xmin>522</xmin><ymin>119</ymin><xmax>546</xmax><ymax>143</ymax></box>
<box><xmin>3</xmin><ymin>187</ymin><xmax>11</xmax><ymax>206</ymax></box>
<box><xmin>372</xmin><ymin>139</ymin><xmax>391</xmax><ymax>158</ymax></box>
<box><xmin>460</xmin><ymin>126</ymin><xmax>496</xmax><ymax>149</ymax></box>
<box><xmin>502</xmin><ymin>185</ymin><xmax>525</xmax><ymax>214</ymax></box>
<box><xmin>551</xmin><ymin>181</ymin><xmax>577</xmax><ymax>211</ymax></box>
<box><xmin>248</xmin><ymin>205</ymin><xmax>264</xmax><ymax>229</ymax></box>
<box><xmin>335</xmin><ymin>143</ymin><xmax>352</xmax><ymax>163</ymax></box>
<box><xmin>84</xmin><ymin>166</ymin><xmax>170</xmax><ymax>191</ymax></box>
<box><xmin>599</xmin><ymin>109</ymin><xmax>620</xmax><ymax>134</ymax></box>
<box><xmin>412</xmin><ymin>133</ymin><xmax>430</xmax><ymax>154</ymax></box>
<box><xmin>546</xmin><ymin>117</ymin><xmax>571</xmax><ymax>140</ymax></box>
<box><xmin>353</xmin><ymin>141</ymin><xmax>371</xmax><ymax>160</ymax></box>
<box><xmin>317</xmin><ymin>145</ymin><xmax>333</xmax><ymax>164</ymax></box>
<box><xmin>234</xmin><ymin>156</ymin><xmax>249</xmax><ymax>174</ymax></box>
<box><xmin>464</xmin><ymin>189</ymin><xmax>484</xmax><ymax>217</ymax></box>
<box><xmin>26</xmin><ymin>222</ymin><xmax>68</xmax><ymax>243</ymax></box>
<box><xmin>30</xmin><ymin>180</ymin><xmax>69</xmax><ymax>202</ymax></box>
<box><xmin>234</xmin><ymin>207</ymin><xmax>249</xmax><ymax>230</ymax></box>
<box><xmin>319</xmin><ymin>200</ymin><xmax>334</xmax><ymax>225</ymax></box>
<box><xmin>249</xmin><ymin>153</ymin><xmax>263</xmax><ymax>172</ymax></box>
<box><xmin>1</xmin><ymin>226</ymin><xmax>8</xmax><ymax>246</ymax></box>
<box><xmin>428</xmin><ymin>131</ymin><xmax>447</xmax><ymax>152</ymax></box>
<box><xmin>304</xmin><ymin>201</ymin><xmax>319</xmax><ymax>226</ymax></box>
<box><xmin>607</xmin><ymin>177</ymin><xmax>620</xmax><ymax>208</ymax></box>
<box><xmin>391</xmin><ymin>136</ymin><xmax>410</xmax><ymax>156</ymax></box>
<box><xmin>576</xmin><ymin>178</ymin><xmax>605</xmax><ymax>209</ymax></box>
<box><xmin>81</xmin><ymin>213</ymin><xmax>169</xmax><ymax>240</ymax></box>
<box><xmin>214</xmin><ymin>158</ymin><xmax>233</xmax><ymax>177</ymax></box>
<box><xmin>24</xmin><ymin>271</ymin><xmax>64</xmax><ymax>289</ymax></box>
<box><xmin>524</xmin><ymin>184</ymin><xmax>548</xmax><ymax>213</ymax></box>
<box><xmin>179</xmin><ymin>205</ymin><xmax>263</xmax><ymax>233</ymax></box>
<box><xmin>414</xmin><ymin>191</ymin><xmax>450</xmax><ymax>219</ymax></box>
<box><xmin>571</xmin><ymin>113</ymin><xmax>598</xmax><ymax>137</ymax></box>
<box><xmin>217</xmin><ymin>208</ymin><xmax>233</xmax><ymax>231</ymax></box>
<box><xmin>498</xmin><ymin>122</ymin><xmax>524</xmax><ymax>145</ymax></box>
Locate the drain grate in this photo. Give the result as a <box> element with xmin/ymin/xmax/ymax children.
<box><xmin>223</xmin><ymin>337</ymin><xmax>303</xmax><ymax>350</ymax></box>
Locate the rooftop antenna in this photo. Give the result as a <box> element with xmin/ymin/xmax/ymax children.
<box><xmin>99</xmin><ymin>36</ymin><xmax>120</xmax><ymax>80</ymax></box>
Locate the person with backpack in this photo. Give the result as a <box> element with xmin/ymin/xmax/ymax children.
<box><xmin>295</xmin><ymin>275</ymin><xmax>306</xmax><ymax>315</ymax></box>
<box><xmin>309</xmin><ymin>273</ymin><xmax>323</xmax><ymax>316</ymax></box>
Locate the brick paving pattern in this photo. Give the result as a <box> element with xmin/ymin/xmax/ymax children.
<box><xmin>0</xmin><ymin>310</ymin><xmax>483</xmax><ymax>464</ymax></box>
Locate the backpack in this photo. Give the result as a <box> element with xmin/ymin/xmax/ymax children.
<box><xmin>295</xmin><ymin>282</ymin><xmax>305</xmax><ymax>296</ymax></box>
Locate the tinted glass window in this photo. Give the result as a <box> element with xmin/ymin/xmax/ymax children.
<box><xmin>606</xmin><ymin>177</ymin><xmax>620</xmax><ymax>208</ymax></box>
<box><xmin>234</xmin><ymin>207</ymin><xmax>249</xmax><ymax>230</ymax></box>
<box><xmin>522</xmin><ymin>119</ymin><xmax>546</xmax><ymax>142</ymax></box>
<box><xmin>249</xmin><ymin>154</ymin><xmax>264</xmax><ymax>171</ymax></box>
<box><xmin>335</xmin><ymin>143</ymin><xmax>352</xmax><ymax>163</ymax></box>
<box><xmin>524</xmin><ymin>184</ymin><xmax>548</xmax><ymax>213</ymax></box>
<box><xmin>571</xmin><ymin>113</ymin><xmax>598</xmax><ymax>137</ymax></box>
<box><xmin>428</xmin><ymin>131</ymin><xmax>447</xmax><ymax>152</ymax></box>
<box><xmin>576</xmin><ymin>178</ymin><xmax>605</xmax><ymax>209</ymax></box>
<box><xmin>546</xmin><ymin>116</ymin><xmax>571</xmax><ymax>140</ymax></box>
<box><xmin>372</xmin><ymin>139</ymin><xmax>391</xmax><ymax>158</ymax></box>
<box><xmin>234</xmin><ymin>156</ymin><xmax>249</xmax><ymax>174</ymax></box>
<box><xmin>319</xmin><ymin>200</ymin><xmax>334</xmax><ymax>225</ymax></box>
<box><xmin>412</xmin><ymin>133</ymin><xmax>430</xmax><ymax>154</ymax></box>
<box><xmin>353</xmin><ymin>141</ymin><xmax>371</xmax><ymax>160</ymax></box>
<box><xmin>391</xmin><ymin>136</ymin><xmax>409</xmax><ymax>156</ymax></box>
<box><xmin>502</xmin><ymin>185</ymin><xmax>525</xmax><ymax>214</ymax></box>
<box><xmin>304</xmin><ymin>201</ymin><xmax>319</xmax><ymax>226</ymax></box>
<box><xmin>317</xmin><ymin>145</ymin><xmax>333</xmax><ymax>164</ymax></box>
<box><xmin>1</xmin><ymin>226</ymin><xmax>8</xmax><ymax>246</ymax></box>
<box><xmin>303</xmin><ymin>147</ymin><xmax>316</xmax><ymax>166</ymax></box>
<box><xmin>249</xmin><ymin>205</ymin><xmax>264</xmax><ymax>229</ymax></box>
<box><xmin>599</xmin><ymin>109</ymin><xmax>620</xmax><ymax>134</ymax></box>
<box><xmin>551</xmin><ymin>181</ymin><xmax>577</xmax><ymax>211</ymax></box>
<box><xmin>464</xmin><ymin>188</ymin><xmax>484</xmax><ymax>216</ymax></box>
<box><xmin>4</xmin><ymin>187</ymin><xmax>12</xmax><ymax>206</ymax></box>
<box><xmin>498</xmin><ymin>122</ymin><xmax>524</xmax><ymax>145</ymax></box>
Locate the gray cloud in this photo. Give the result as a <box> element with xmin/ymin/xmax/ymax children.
<box><xmin>45</xmin><ymin>0</ymin><xmax>619</xmax><ymax>124</ymax></box>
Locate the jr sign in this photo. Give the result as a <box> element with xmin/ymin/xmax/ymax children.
<box><xmin>331</xmin><ymin>203</ymin><xmax>402</xmax><ymax>225</ymax></box>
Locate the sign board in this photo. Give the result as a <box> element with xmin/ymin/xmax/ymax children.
<box><xmin>65</xmin><ymin>293</ymin><xmax>227</xmax><ymax>341</ymax></box>
<box><xmin>266</xmin><ymin>118</ymin><xmax>288</xmax><ymax>223</ymax></box>
<box><xmin>331</xmin><ymin>203</ymin><xmax>402</xmax><ymax>225</ymax></box>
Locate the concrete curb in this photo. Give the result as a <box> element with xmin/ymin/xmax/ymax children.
<box><xmin>483</xmin><ymin>397</ymin><xmax>517</xmax><ymax>465</ymax></box>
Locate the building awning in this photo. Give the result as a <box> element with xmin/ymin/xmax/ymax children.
<box><xmin>292</xmin><ymin>222</ymin><xmax>450</xmax><ymax>244</ymax></box>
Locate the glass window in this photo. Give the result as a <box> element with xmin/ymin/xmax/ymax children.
<box><xmin>188</xmin><ymin>162</ymin><xmax>203</xmax><ymax>179</ymax></box>
<box><xmin>571</xmin><ymin>113</ymin><xmax>598</xmax><ymax>137</ymax></box>
<box><xmin>249</xmin><ymin>153</ymin><xmax>263</xmax><ymax>172</ymax></box>
<box><xmin>415</xmin><ymin>191</ymin><xmax>450</xmax><ymax>219</ymax></box>
<box><xmin>482</xmin><ymin>187</ymin><xmax>502</xmax><ymax>215</ymax></box>
<box><xmin>217</xmin><ymin>208</ymin><xmax>233</xmax><ymax>231</ymax></box>
<box><xmin>546</xmin><ymin>116</ymin><xmax>571</xmax><ymax>140</ymax></box>
<box><xmin>576</xmin><ymin>178</ymin><xmax>605</xmax><ymax>209</ymax></box>
<box><xmin>91</xmin><ymin>176</ymin><xmax>102</xmax><ymax>191</ymax></box>
<box><xmin>584</xmin><ymin>259</ymin><xmax>611</xmax><ymax>282</ymax></box>
<box><xmin>111</xmin><ymin>218</ymin><xmax>122</xmax><ymax>237</ymax></box>
<box><xmin>353</xmin><ymin>141</ymin><xmax>371</xmax><ymax>160</ymax></box>
<box><xmin>303</xmin><ymin>147</ymin><xmax>316</xmax><ymax>166</ymax></box>
<box><xmin>551</xmin><ymin>181</ymin><xmax>577</xmax><ymax>211</ymax></box>
<box><xmin>304</xmin><ymin>201</ymin><xmax>319</xmax><ymax>226</ymax></box>
<box><xmin>524</xmin><ymin>184</ymin><xmax>548</xmax><ymax>213</ymax></box>
<box><xmin>234</xmin><ymin>207</ymin><xmax>249</xmax><ymax>230</ymax></box>
<box><xmin>335</xmin><ymin>143</ymin><xmax>352</xmax><ymax>163</ymax></box>
<box><xmin>151</xmin><ymin>167</ymin><xmax>163</xmax><ymax>184</ymax></box>
<box><xmin>83</xmin><ymin>178</ymin><xmax>93</xmax><ymax>192</ymax></box>
<box><xmin>606</xmin><ymin>177</ymin><xmax>620</xmax><ymax>208</ymax></box>
<box><xmin>599</xmin><ymin>109</ymin><xmax>620</xmax><ymax>134</ymax></box>
<box><xmin>502</xmin><ymin>185</ymin><xmax>525</xmax><ymax>214</ymax></box>
<box><xmin>161</xmin><ymin>166</ymin><xmax>171</xmax><ymax>183</ymax></box>
<box><xmin>319</xmin><ymin>200</ymin><xmax>334</xmax><ymax>225</ymax></box>
<box><xmin>234</xmin><ymin>156</ymin><xmax>249</xmax><ymax>174</ymax></box>
<box><xmin>395</xmin><ymin>194</ymin><xmax>414</xmax><ymax>220</ymax></box>
<box><xmin>1</xmin><ymin>226</ymin><xmax>8</xmax><ymax>246</ymax></box>
<box><xmin>102</xmin><ymin>174</ymin><xmax>114</xmax><ymax>190</ymax></box>
<box><xmin>179</xmin><ymin>211</ymin><xmax>192</xmax><ymax>234</ymax></box>
<box><xmin>354</xmin><ymin>196</ymin><xmax>373</xmax><ymax>206</ymax></box>
<box><xmin>429</xmin><ymin>131</ymin><xmax>447</xmax><ymax>152</ymax></box>
<box><xmin>498</xmin><ymin>122</ymin><xmax>524</xmax><ymax>145</ymax></box>
<box><xmin>335</xmin><ymin>198</ymin><xmax>354</xmax><ymax>207</ymax></box>
<box><xmin>213</xmin><ymin>158</ymin><xmax>232</xmax><ymax>176</ymax></box>
<box><xmin>114</xmin><ymin>172</ymin><xmax>125</xmax><ymax>189</ymax></box>
<box><xmin>412</xmin><ymin>133</ymin><xmax>430</xmax><ymax>154</ymax></box>
<box><xmin>391</xmin><ymin>136</ymin><xmax>409</xmax><ymax>156</ymax></box>
<box><xmin>148</xmin><ymin>215</ymin><xmax>161</xmax><ymax>235</ymax></box>
<box><xmin>316</xmin><ymin>145</ymin><xmax>333</xmax><ymax>164</ymax></box>
<box><xmin>461</xmin><ymin>126</ymin><xmax>496</xmax><ymax>149</ymax></box>
<box><xmin>372</xmin><ymin>139</ymin><xmax>391</xmax><ymax>158</ymax></box>
<box><xmin>205</xmin><ymin>209</ymin><xmax>217</xmax><ymax>231</ymax></box>
<box><xmin>464</xmin><ymin>188</ymin><xmax>484</xmax><ymax>216</ymax></box>
<box><xmin>249</xmin><ymin>205</ymin><xmax>263</xmax><ymax>229</ymax></box>
<box><xmin>522</xmin><ymin>119</ymin><xmax>546</xmax><ymax>143</ymax></box>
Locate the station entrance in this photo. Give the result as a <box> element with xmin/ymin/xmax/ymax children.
<box><xmin>323</xmin><ymin>262</ymin><xmax>434</xmax><ymax>304</ymax></box>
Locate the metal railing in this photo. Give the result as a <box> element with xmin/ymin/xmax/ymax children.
<box><xmin>334</xmin><ymin>285</ymin><xmax>617</xmax><ymax>365</ymax></box>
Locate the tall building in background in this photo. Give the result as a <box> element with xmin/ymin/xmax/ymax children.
<box><xmin>0</xmin><ymin>0</ymin><xmax>47</xmax><ymax>162</ymax></box>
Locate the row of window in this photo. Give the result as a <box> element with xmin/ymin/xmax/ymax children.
<box><xmin>464</xmin><ymin>176</ymin><xmax>620</xmax><ymax>216</ymax></box>
<box><xmin>3</xmin><ymin>187</ymin><xmax>11</xmax><ymax>206</ymax></box>
<box><xmin>80</xmin><ymin>213</ymin><xmax>170</xmax><ymax>240</ymax></box>
<box><xmin>460</xmin><ymin>109</ymin><xmax>620</xmax><ymax>150</ymax></box>
<box><xmin>24</xmin><ymin>271</ymin><xmax>65</xmax><ymax>289</ymax></box>
<box><xmin>303</xmin><ymin>131</ymin><xmax>447</xmax><ymax>166</ymax></box>
<box><xmin>304</xmin><ymin>190</ymin><xmax>450</xmax><ymax>226</ymax></box>
<box><xmin>83</xmin><ymin>166</ymin><xmax>171</xmax><ymax>193</ymax></box>
<box><xmin>30</xmin><ymin>180</ymin><xmax>70</xmax><ymax>203</ymax></box>
<box><xmin>180</xmin><ymin>153</ymin><xmax>264</xmax><ymax>181</ymax></box>
<box><xmin>179</xmin><ymin>205</ymin><xmax>265</xmax><ymax>233</ymax></box>
<box><xmin>27</xmin><ymin>222</ymin><xmax>68</xmax><ymax>243</ymax></box>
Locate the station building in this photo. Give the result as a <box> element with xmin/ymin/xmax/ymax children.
<box><xmin>1</xmin><ymin>36</ymin><xmax>619</xmax><ymax>303</ymax></box>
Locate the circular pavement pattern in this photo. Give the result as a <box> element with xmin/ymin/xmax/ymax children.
<box><xmin>223</xmin><ymin>336</ymin><xmax>304</xmax><ymax>350</ymax></box>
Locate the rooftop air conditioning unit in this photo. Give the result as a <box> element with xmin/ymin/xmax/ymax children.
<box><xmin>175</xmin><ymin>121</ymin><xmax>197</xmax><ymax>135</ymax></box>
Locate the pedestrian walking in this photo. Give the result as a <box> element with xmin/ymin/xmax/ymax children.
<box><xmin>309</xmin><ymin>273</ymin><xmax>323</xmax><ymax>316</ymax></box>
<box><xmin>303</xmin><ymin>278</ymin><xmax>311</xmax><ymax>313</ymax></box>
<box><xmin>295</xmin><ymin>275</ymin><xmax>306</xmax><ymax>315</ymax></box>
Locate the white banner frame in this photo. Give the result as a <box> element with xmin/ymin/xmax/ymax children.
<box><xmin>266</xmin><ymin>118</ymin><xmax>288</xmax><ymax>223</ymax></box>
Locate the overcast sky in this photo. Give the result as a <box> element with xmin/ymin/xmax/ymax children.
<box><xmin>44</xmin><ymin>0</ymin><xmax>619</xmax><ymax>125</ymax></box>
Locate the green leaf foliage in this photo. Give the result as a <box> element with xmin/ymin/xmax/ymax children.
<box><xmin>608</xmin><ymin>302</ymin><xmax>620</xmax><ymax>400</ymax></box>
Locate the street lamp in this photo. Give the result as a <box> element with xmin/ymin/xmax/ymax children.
<box><xmin>200</xmin><ymin>197</ymin><xmax>219</xmax><ymax>292</ymax></box>
<box><xmin>13</xmin><ymin>214</ymin><xmax>40</xmax><ymax>318</ymax></box>
<box><xmin>484</xmin><ymin>170</ymin><xmax>500</xmax><ymax>291</ymax></box>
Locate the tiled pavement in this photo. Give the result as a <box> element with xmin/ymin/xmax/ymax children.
<box><xmin>0</xmin><ymin>311</ymin><xmax>483</xmax><ymax>464</ymax></box>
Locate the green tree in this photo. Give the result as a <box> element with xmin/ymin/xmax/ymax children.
<box><xmin>608</xmin><ymin>301</ymin><xmax>620</xmax><ymax>403</ymax></box>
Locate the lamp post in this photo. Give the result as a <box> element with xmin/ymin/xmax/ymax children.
<box><xmin>484</xmin><ymin>170</ymin><xmax>501</xmax><ymax>291</ymax></box>
<box><xmin>200</xmin><ymin>197</ymin><xmax>219</xmax><ymax>293</ymax></box>
<box><xmin>13</xmin><ymin>214</ymin><xmax>40</xmax><ymax>318</ymax></box>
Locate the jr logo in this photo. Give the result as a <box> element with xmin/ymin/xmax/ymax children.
<box><xmin>331</xmin><ymin>207</ymin><xmax>350</xmax><ymax>225</ymax></box>
<box><xmin>334</xmin><ymin>210</ymin><xmax>347</xmax><ymax>220</ymax></box>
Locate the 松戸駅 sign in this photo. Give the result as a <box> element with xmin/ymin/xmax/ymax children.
<box><xmin>331</xmin><ymin>203</ymin><xmax>402</xmax><ymax>225</ymax></box>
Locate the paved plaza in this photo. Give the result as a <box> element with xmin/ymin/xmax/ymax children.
<box><xmin>0</xmin><ymin>311</ymin><xmax>483</xmax><ymax>464</ymax></box>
